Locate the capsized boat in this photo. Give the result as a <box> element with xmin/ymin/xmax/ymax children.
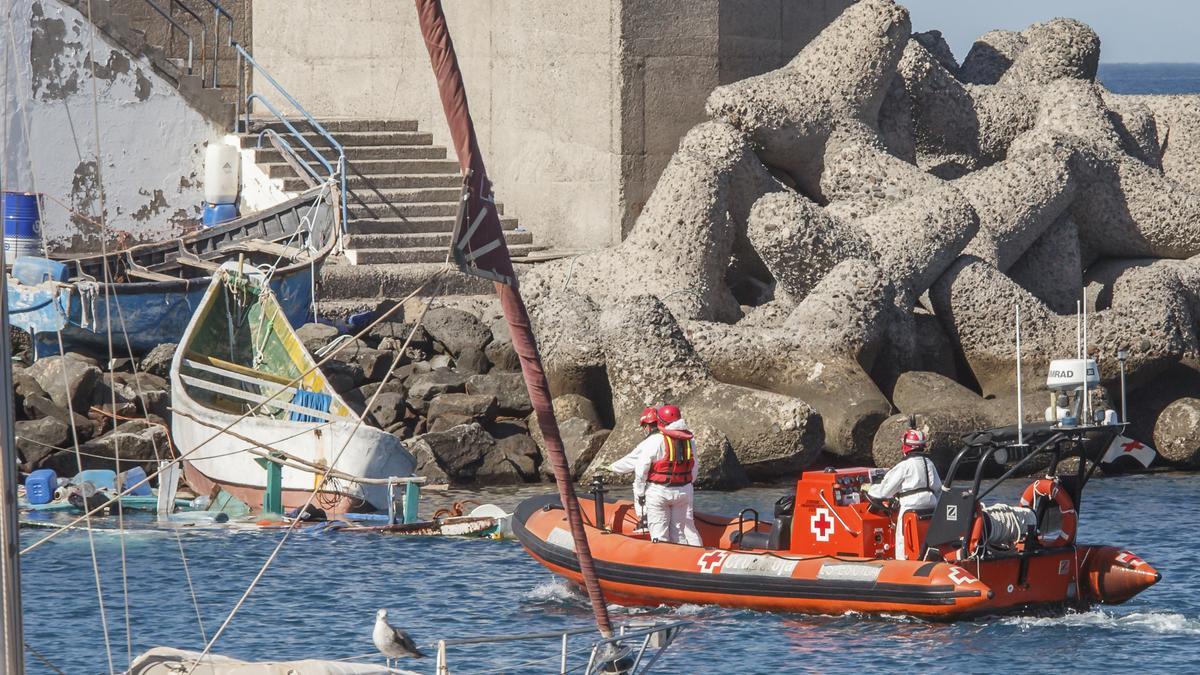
<box><xmin>170</xmin><ymin>261</ymin><xmax>415</xmax><ymax>513</ymax></box>
<box><xmin>515</xmin><ymin>422</ymin><xmax>1159</xmax><ymax>619</ymax></box>
<box><xmin>8</xmin><ymin>186</ymin><xmax>337</xmax><ymax>357</ymax></box>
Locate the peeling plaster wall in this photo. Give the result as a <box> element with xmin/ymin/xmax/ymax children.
<box><xmin>1</xmin><ymin>0</ymin><xmax>223</xmax><ymax>253</ymax></box>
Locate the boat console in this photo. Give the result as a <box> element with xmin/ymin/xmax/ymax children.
<box><xmin>786</xmin><ymin>467</ymin><xmax>895</xmax><ymax>558</ymax></box>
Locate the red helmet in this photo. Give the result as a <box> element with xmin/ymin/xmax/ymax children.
<box><xmin>639</xmin><ymin>407</ymin><xmax>659</xmax><ymax>426</ymax></box>
<box><xmin>901</xmin><ymin>428</ymin><xmax>928</xmax><ymax>454</ymax></box>
<box><xmin>656</xmin><ymin>404</ymin><xmax>682</xmax><ymax>426</ymax></box>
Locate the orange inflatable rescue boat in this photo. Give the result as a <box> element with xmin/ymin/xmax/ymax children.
<box><xmin>515</xmin><ymin>422</ymin><xmax>1159</xmax><ymax>619</ymax></box>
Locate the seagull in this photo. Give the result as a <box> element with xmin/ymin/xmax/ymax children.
<box><xmin>374</xmin><ymin>608</ymin><xmax>426</xmax><ymax>668</ymax></box>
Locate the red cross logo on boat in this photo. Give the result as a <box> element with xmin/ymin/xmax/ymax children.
<box><xmin>697</xmin><ymin>550</ymin><xmax>728</xmax><ymax>574</ymax></box>
<box><xmin>1116</xmin><ymin>551</ymin><xmax>1144</xmax><ymax>568</ymax></box>
<box><xmin>810</xmin><ymin>508</ymin><xmax>834</xmax><ymax>542</ymax></box>
<box><xmin>1122</xmin><ymin>440</ymin><xmax>1145</xmax><ymax>453</ymax></box>
<box><xmin>947</xmin><ymin>566</ymin><xmax>976</xmax><ymax>585</ymax></box>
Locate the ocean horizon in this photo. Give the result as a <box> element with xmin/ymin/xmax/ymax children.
<box><xmin>1099</xmin><ymin>62</ymin><xmax>1200</xmax><ymax>94</ymax></box>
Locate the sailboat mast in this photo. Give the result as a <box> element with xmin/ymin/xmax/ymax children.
<box><xmin>0</xmin><ymin>215</ymin><xmax>27</xmax><ymax>673</ymax></box>
<box><xmin>413</xmin><ymin>0</ymin><xmax>614</xmax><ymax>638</ymax></box>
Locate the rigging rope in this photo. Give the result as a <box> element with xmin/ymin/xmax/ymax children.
<box><xmin>4</xmin><ymin>6</ymin><xmax>117</xmax><ymax>670</ymax></box>
<box><xmin>82</xmin><ymin>0</ymin><xmax>136</xmax><ymax>662</ymax></box>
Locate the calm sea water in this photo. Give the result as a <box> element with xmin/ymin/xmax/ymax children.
<box><xmin>1099</xmin><ymin>63</ymin><xmax>1200</xmax><ymax>94</ymax></box>
<box><xmin>17</xmin><ymin>474</ymin><xmax>1199</xmax><ymax>674</ymax></box>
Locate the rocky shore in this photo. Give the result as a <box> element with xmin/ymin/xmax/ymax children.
<box><xmin>13</xmin><ymin>0</ymin><xmax>1200</xmax><ymax>492</ymax></box>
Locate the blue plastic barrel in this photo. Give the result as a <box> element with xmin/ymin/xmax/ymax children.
<box><xmin>117</xmin><ymin>466</ymin><xmax>152</xmax><ymax>496</ymax></box>
<box><xmin>25</xmin><ymin>469</ymin><xmax>58</xmax><ymax>505</ymax></box>
<box><xmin>202</xmin><ymin>202</ymin><xmax>239</xmax><ymax>227</ymax></box>
<box><xmin>2</xmin><ymin>192</ymin><xmax>42</xmax><ymax>267</ymax></box>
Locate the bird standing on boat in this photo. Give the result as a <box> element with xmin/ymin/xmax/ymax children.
<box><xmin>374</xmin><ymin>608</ymin><xmax>426</xmax><ymax>667</ymax></box>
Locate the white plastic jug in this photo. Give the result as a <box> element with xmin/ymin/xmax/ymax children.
<box><xmin>204</xmin><ymin>140</ymin><xmax>241</xmax><ymax>204</ymax></box>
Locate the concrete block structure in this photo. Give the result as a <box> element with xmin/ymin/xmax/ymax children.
<box><xmin>252</xmin><ymin>0</ymin><xmax>853</xmax><ymax>250</ymax></box>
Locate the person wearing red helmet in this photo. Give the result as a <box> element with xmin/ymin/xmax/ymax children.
<box><xmin>863</xmin><ymin>427</ymin><xmax>942</xmax><ymax>560</ymax></box>
<box><xmin>631</xmin><ymin>404</ymin><xmax>702</xmax><ymax>546</ymax></box>
<box><xmin>605</xmin><ymin>407</ymin><xmax>664</xmax><ymax>528</ymax></box>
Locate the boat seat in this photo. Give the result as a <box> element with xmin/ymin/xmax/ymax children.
<box><xmin>731</xmin><ymin>530</ymin><xmax>774</xmax><ymax>550</ymax></box>
<box><xmin>176</xmin><ymin>246</ymin><xmax>221</xmax><ymax>272</ymax></box>
<box><xmin>125</xmin><ymin>265</ymin><xmax>179</xmax><ymax>283</ymax></box>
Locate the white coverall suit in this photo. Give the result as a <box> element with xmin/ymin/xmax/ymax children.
<box><xmin>633</xmin><ymin>420</ymin><xmax>702</xmax><ymax>545</ymax></box>
<box><xmin>866</xmin><ymin>453</ymin><xmax>942</xmax><ymax>560</ymax></box>
<box><xmin>607</xmin><ymin>432</ymin><xmax>661</xmax><ymax>523</ymax></box>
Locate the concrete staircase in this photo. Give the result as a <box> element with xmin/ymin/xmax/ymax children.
<box><xmin>243</xmin><ymin>117</ymin><xmax>542</xmax><ymax>319</ymax></box>
<box><xmin>61</xmin><ymin>0</ymin><xmax>238</xmax><ymax>129</ymax></box>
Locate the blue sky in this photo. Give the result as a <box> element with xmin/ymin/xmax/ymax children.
<box><xmin>901</xmin><ymin>1</ymin><xmax>1200</xmax><ymax>63</ymax></box>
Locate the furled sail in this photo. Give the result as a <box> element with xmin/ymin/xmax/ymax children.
<box><xmin>413</xmin><ymin>0</ymin><xmax>613</xmax><ymax>637</ymax></box>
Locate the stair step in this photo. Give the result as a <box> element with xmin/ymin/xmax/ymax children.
<box><xmin>249</xmin><ymin>118</ymin><xmax>420</xmax><ymax>133</ymax></box>
<box><xmin>345</xmin><ymin>231</ymin><xmax>534</xmax><ymax>249</ymax></box>
<box><xmin>345</xmin><ymin>244</ymin><xmax>543</xmax><ymax>265</ymax></box>
<box><xmin>252</xmin><ymin>144</ymin><xmax>445</xmax><ymax>162</ymax></box>
<box><xmin>345</xmin><ymin>216</ymin><xmax>518</xmax><ymax>235</ymax></box>
<box><xmin>320</xmin><ymin>262</ymin><xmax>493</xmax><ymax>298</ymax></box>
<box><xmin>282</xmin><ymin>173</ymin><xmax>462</xmax><ymax>192</ymax></box>
<box><xmin>241</xmin><ymin>131</ymin><xmax>433</xmax><ymax>149</ymax></box>
<box><xmin>348</xmin><ymin>187</ymin><xmax>461</xmax><ymax>204</ymax></box>
<box><xmin>265</xmin><ymin>159</ymin><xmax>460</xmax><ymax>178</ymax></box>
<box><xmin>348</xmin><ymin>201</ymin><xmax>505</xmax><ymax>218</ymax></box>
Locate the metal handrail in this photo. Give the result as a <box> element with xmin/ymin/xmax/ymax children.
<box><xmin>190</xmin><ymin>0</ymin><xmax>235</xmax><ymax>88</ymax></box>
<box><xmin>166</xmin><ymin>1</ymin><xmax>206</xmax><ymax>81</ymax></box>
<box><xmin>142</xmin><ymin>0</ymin><xmax>194</xmax><ymax>75</ymax></box>
<box><xmin>236</xmin><ymin>44</ymin><xmax>348</xmax><ymax>230</ymax></box>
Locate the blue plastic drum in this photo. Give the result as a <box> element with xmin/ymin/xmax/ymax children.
<box><xmin>2</xmin><ymin>192</ymin><xmax>43</xmax><ymax>267</ymax></box>
<box><xmin>202</xmin><ymin>202</ymin><xmax>239</xmax><ymax>227</ymax></box>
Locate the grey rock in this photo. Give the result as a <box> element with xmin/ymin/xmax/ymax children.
<box><xmin>423</xmin><ymin>307</ymin><xmax>492</xmax><ymax>356</ymax></box>
<box><xmin>28</xmin><ymin>356</ymin><xmax>102</xmax><ymax>413</ymax></box>
<box><xmin>15</xmin><ymin>416</ymin><xmax>71</xmax><ymax>469</ymax></box>
<box><xmin>139</xmin><ymin>343</ymin><xmax>177</xmax><ymax>378</ymax></box>
<box><xmin>466</xmin><ymin>372</ymin><xmax>532</xmax><ymax>417</ymax></box>
<box><xmin>959</xmin><ymin>30</ymin><xmax>1027</xmax><ymax>85</ymax></box>
<box><xmin>427</xmin><ymin>393</ymin><xmax>497</xmax><ymax>424</ymax></box>
<box><xmin>296</xmin><ymin>323</ymin><xmax>339</xmax><ymax>353</ymax></box>
<box><xmin>366</xmin><ymin>392</ymin><xmax>408</xmax><ymax>430</ymax></box>
<box><xmin>408</xmin><ymin>423</ymin><xmax>495</xmax><ymax>482</ymax></box>
<box><xmin>454</xmin><ymin>347</ymin><xmax>490</xmax><ymax>375</ymax></box>
<box><xmin>407</xmin><ymin>368</ymin><xmax>469</xmax><ymax>408</ymax></box>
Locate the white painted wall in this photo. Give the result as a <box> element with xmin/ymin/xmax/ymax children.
<box><xmin>1</xmin><ymin>0</ymin><xmax>223</xmax><ymax>252</ymax></box>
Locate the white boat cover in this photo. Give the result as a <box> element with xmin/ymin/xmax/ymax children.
<box><xmin>127</xmin><ymin>647</ymin><xmax>416</xmax><ymax>675</ymax></box>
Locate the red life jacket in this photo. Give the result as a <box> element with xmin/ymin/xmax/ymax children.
<box><xmin>647</xmin><ymin>428</ymin><xmax>695</xmax><ymax>486</ymax></box>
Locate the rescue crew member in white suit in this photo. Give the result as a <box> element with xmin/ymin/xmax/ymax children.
<box><xmin>607</xmin><ymin>407</ymin><xmax>661</xmax><ymax>524</ymax></box>
<box><xmin>865</xmin><ymin>429</ymin><xmax>942</xmax><ymax>560</ymax></box>
<box><xmin>633</xmin><ymin>405</ymin><xmax>702</xmax><ymax>546</ymax></box>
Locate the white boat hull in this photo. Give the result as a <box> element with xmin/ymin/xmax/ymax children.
<box><xmin>173</xmin><ymin>391</ymin><xmax>415</xmax><ymax>513</ymax></box>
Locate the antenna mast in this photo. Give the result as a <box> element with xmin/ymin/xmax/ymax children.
<box><xmin>1015</xmin><ymin>304</ymin><xmax>1024</xmax><ymax>446</ymax></box>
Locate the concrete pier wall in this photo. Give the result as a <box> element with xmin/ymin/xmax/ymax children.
<box><xmin>252</xmin><ymin>0</ymin><xmax>852</xmax><ymax>249</ymax></box>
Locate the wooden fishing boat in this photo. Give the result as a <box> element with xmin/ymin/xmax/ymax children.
<box><xmin>170</xmin><ymin>261</ymin><xmax>415</xmax><ymax>514</ymax></box>
<box><xmin>515</xmin><ymin>423</ymin><xmax>1160</xmax><ymax>620</ymax></box>
<box><xmin>7</xmin><ymin>186</ymin><xmax>337</xmax><ymax>357</ymax></box>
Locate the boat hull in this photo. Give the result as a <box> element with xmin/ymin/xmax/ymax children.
<box><xmin>173</xmin><ymin>399</ymin><xmax>415</xmax><ymax>514</ymax></box>
<box><xmin>514</xmin><ymin>494</ymin><xmax>1157</xmax><ymax>619</ymax></box>
<box><xmin>15</xmin><ymin>265</ymin><xmax>317</xmax><ymax>357</ymax></box>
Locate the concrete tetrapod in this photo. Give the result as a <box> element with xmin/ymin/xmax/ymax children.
<box><xmin>594</xmin><ymin>294</ymin><xmax>824</xmax><ymax>480</ymax></box>
<box><xmin>520</xmin><ymin>120</ymin><xmax>781</xmax><ymax>323</ymax></box>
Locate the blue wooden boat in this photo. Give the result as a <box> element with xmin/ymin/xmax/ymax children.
<box><xmin>7</xmin><ymin>187</ymin><xmax>338</xmax><ymax>357</ymax></box>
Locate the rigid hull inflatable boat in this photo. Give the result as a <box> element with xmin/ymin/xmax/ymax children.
<box><xmin>515</xmin><ymin>423</ymin><xmax>1159</xmax><ymax>620</ymax></box>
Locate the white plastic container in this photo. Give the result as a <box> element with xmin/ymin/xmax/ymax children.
<box><xmin>204</xmin><ymin>140</ymin><xmax>241</xmax><ymax>204</ymax></box>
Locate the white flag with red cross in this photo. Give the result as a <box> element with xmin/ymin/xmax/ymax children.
<box><xmin>1101</xmin><ymin>435</ymin><xmax>1156</xmax><ymax>468</ymax></box>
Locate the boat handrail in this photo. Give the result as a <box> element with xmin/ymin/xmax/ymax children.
<box><xmin>433</xmin><ymin>620</ymin><xmax>691</xmax><ymax>675</ymax></box>
<box><xmin>234</xmin><ymin>42</ymin><xmax>349</xmax><ymax>231</ymax></box>
<box><xmin>184</xmin><ymin>351</ymin><xmax>304</xmax><ymax>388</ymax></box>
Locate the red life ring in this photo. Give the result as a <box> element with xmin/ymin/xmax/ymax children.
<box><xmin>1019</xmin><ymin>479</ymin><xmax>1077</xmax><ymax>547</ymax></box>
